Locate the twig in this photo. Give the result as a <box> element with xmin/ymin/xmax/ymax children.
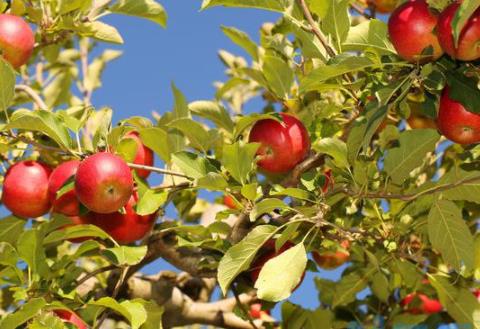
<box><xmin>297</xmin><ymin>0</ymin><xmax>337</xmax><ymax>58</ymax></box>
<box><xmin>340</xmin><ymin>174</ymin><xmax>480</xmax><ymax>202</ymax></box>
<box><xmin>75</xmin><ymin>264</ymin><xmax>118</xmax><ymax>287</ymax></box>
<box><xmin>14</xmin><ymin>84</ymin><xmax>48</xmax><ymax>110</ymax></box>
<box><xmin>126</xmin><ymin>163</ymin><xmax>193</xmax><ymax>180</ymax></box>
<box><xmin>232</xmin><ymin>284</ymin><xmax>259</xmax><ymax>329</ymax></box>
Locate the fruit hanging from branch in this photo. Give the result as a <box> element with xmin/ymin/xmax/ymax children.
<box><xmin>0</xmin><ymin>14</ymin><xmax>34</xmax><ymax>68</ymax></box>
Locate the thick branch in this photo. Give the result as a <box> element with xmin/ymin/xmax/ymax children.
<box><xmin>127</xmin><ymin>232</ymin><xmax>219</xmax><ymax>279</ymax></box>
<box><xmin>281</xmin><ymin>151</ymin><xmax>324</xmax><ymax>187</ymax></box>
<box><xmin>126</xmin><ymin>273</ymin><xmax>260</xmax><ymax>329</ymax></box>
<box><xmin>14</xmin><ymin>84</ymin><xmax>48</xmax><ymax>110</ymax></box>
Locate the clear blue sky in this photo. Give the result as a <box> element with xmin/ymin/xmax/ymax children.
<box><xmin>92</xmin><ymin>1</ymin><xmax>344</xmax><ymax>313</ymax></box>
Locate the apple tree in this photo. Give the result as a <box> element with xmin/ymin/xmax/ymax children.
<box><xmin>1</xmin><ymin>0</ymin><xmax>480</xmax><ymax>328</ymax></box>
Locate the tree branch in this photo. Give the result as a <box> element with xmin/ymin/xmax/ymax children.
<box><xmin>126</xmin><ymin>163</ymin><xmax>192</xmax><ymax>179</ymax></box>
<box><xmin>14</xmin><ymin>84</ymin><xmax>48</xmax><ymax>110</ymax></box>
<box><xmin>297</xmin><ymin>0</ymin><xmax>337</xmax><ymax>58</ymax></box>
<box><xmin>126</xmin><ymin>273</ymin><xmax>261</xmax><ymax>329</ymax></box>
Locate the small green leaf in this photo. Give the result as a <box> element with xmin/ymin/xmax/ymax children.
<box><xmin>250</xmin><ymin>198</ymin><xmax>290</xmax><ymax>221</ymax></box>
<box><xmin>314</xmin><ymin>137</ymin><xmax>348</xmax><ymax>169</ymax></box>
<box><xmin>139</xmin><ymin>127</ymin><xmax>170</xmax><ymax>162</ymax></box>
<box><xmin>0</xmin><ymin>58</ymin><xmax>15</xmax><ymax>115</ymax></box>
<box><xmin>102</xmin><ymin>245</ymin><xmax>148</xmax><ymax>265</ymax></box>
<box><xmin>111</xmin><ymin>0</ymin><xmax>168</xmax><ymax>28</ymax></box>
<box><xmin>217</xmin><ymin>225</ymin><xmax>276</xmax><ymax>294</ymax></box>
<box><xmin>222</xmin><ymin>142</ymin><xmax>259</xmax><ymax>184</ymax></box>
<box><xmin>0</xmin><ymin>298</ymin><xmax>46</xmax><ymax>329</ymax></box>
<box><xmin>255</xmin><ymin>243</ymin><xmax>307</xmax><ymax>302</ymax></box>
<box><xmin>91</xmin><ymin>297</ymin><xmax>147</xmax><ymax>329</ymax></box>
<box><xmin>43</xmin><ymin>224</ymin><xmax>111</xmax><ymax>244</ymax></box>
<box><xmin>136</xmin><ymin>189</ymin><xmax>167</xmax><ymax>215</ymax></box>
<box><xmin>221</xmin><ymin>26</ymin><xmax>258</xmax><ymax>61</ymax></box>
<box><xmin>171</xmin><ymin>151</ymin><xmax>216</xmax><ymax>179</ymax></box>
<box><xmin>17</xmin><ymin>230</ymin><xmax>50</xmax><ymax>278</ymax></box>
<box><xmin>0</xmin><ymin>216</ymin><xmax>25</xmax><ymax>244</ymax></box>
<box><xmin>262</xmin><ymin>55</ymin><xmax>294</xmax><ymax>99</ymax></box>
<box><xmin>201</xmin><ymin>0</ymin><xmax>287</xmax><ymax>12</ymax></box>
<box><xmin>189</xmin><ymin>100</ymin><xmax>234</xmax><ymax>133</ymax></box>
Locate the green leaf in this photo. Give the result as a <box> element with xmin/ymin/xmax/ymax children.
<box><xmin>171</xmin><ymin>151</ymin><xmax>216</xmax><ymax>179</ymax></box>
<box><xmin>343</xmin><ymin>19</ymin><xmax>396</xmax><ymax>55</ymax></box>
<box><xmin>116</xmin><ymin>137</ymin><xmax>139</xmax><ymax>163</ymax></box>
<box><xmin>139</xmin><ymin>127</ymin><xmax>170</xmax><ymax>162</ymax></box>
<box><xmin>262</xmin><ymin>55</ymin><xmax>294</xmax><ymax>99</ymax></box>
<box><xmin>0</xmin><ymin>216</ymin><xmax>25</xmax><ymax>244</ymax></box>
<box><xmin>222</xmin><ymin>142</ymin><xmax>259</xmax><ymax>184</ymax></box>
<box><xmin>102</xmin><ymin>245</ymin><xmax>148</xmax><ymax>265</ymax></box>
<box><xmin>0</xmin><ymin>298</ymin><xmax>46</xmax><ymax>329</ymax></box>
<box><xmin>300</xmin><ymin>57</ymin><xmax>375</xmax><ymax>92</ymax></box>
<box><xmin>428</xmin><ymin>199</ymin><xmax>474</xmax><ymax>271</ymax></box>
<box><xmin>282</xmin><ymin>303</ymin><xmax>333</xmax><ymax>329</ymax></box>
<box><xmin>321</xmin><ymin>0</ymin><xmax>350</xmax><ymax>52</ymax></box>
<box><xmin>314</xmin><ymin>137</ymin><xmax>349</xmax><ymax>169</ymax></box>
<box><xmin>85</xmin><ymin>49</ymin><xmax>122</xmax><ymax>93</ymax></box>
<box><xmin>0</xmin><ymin>58</ymin><xmax>15</xmax><ymax>115</ymax></box>
<box><xmin>217</xmin><ymin>225</ymin><xmax>276</xmax><ymax>294</ymax></box>
<box><xmin>441</xmin><ymin>169</ymin><xmax>480</xmax><ymax>204</ymax></box>
<box><xmin>111</xmin><ymin>0</ymin><xmax>168</xmax><ymax>28</ymax></box>
<box><xmin>384</xmin><ymin>129</ymin><xmax>440</xmax><ymax>185</ymax></box>
<box><xmin>371</xmin><ymin>272</ymin><xmax>389</xmax><ymax>303</ymax></box>
<box><xmin>139</xmin><ymin>300</ymin><xmax>164</xmax><ymax>329</ymax></box>
<box><xmin>233</xmin><ymin>113</ymin><xmax>280</xmax><ymax>139</ymax></box>
<box><xmin>452</xmin><ymin>0</ymin><xmax>480</xmax><ymax>47</ymax></box>
<box><xmin>43</xmin><ymin>224</ymin><xmax>111</xmax><ymax>244</ymax></box>
<box><xmin>189</xmin><ymin>100</ymin><xmax>234</xmax><ymax>133</ymax></box>
<box><xmin>255</xmin><ymin>243</ymin><xmax>307</xmax><ymax>302</ymax></box>
<box><xmin>271</xmin><ymin>187</ymin><xmax>311</xmax><ymax>201</ymax></box>
<box><xmin>91</xmin><ymin>297</ymin><xmax>147</xmax><ymax>329</ymax></box>
<box><xmin>169</xmin><ymin>83</ymin><xmax>189</xmax><ymax>153</ymax></box>
<box><xmin>168</xmin><ymin>118</ymin><xmax>212</xmax><ymax>152</ymax></box>
<box><xmin>17</xmin><ymin>230</ymin><xmax>50</xmax><ymax>278</ymax></box>
<box><xmin>83</xmin><ymin>21</ymin><xmax>124</xmax><ymax>44</ymax></box>
<box><xmin>332</xmin><ymin>267</ymin><xmax>376</xmax><ymax>306</ymax></box>
<box><xmin>136</xmin><ymin>189</ymin><xmax>167</xmax><ymax>215</ymax></box>
<box><xmin>221</xmin><ymin>26</ymin><xmax>258</xmax><ymax>61</ymax></box>
<box><xmin>201</xmin><ymin>0</ymin><xmax>287</xmax><ymax>12</ymax></box>
<box><xmin>446</xmin><ymin>70</ymin><xmax>480</xmax><ymax>114</ymax></box>
<box><xmin>430</xmin><ymin>275</ymin><xmax>480</xmax><ymax>328</ymax></box>
<box><xmin>250</xmin><ymin>198</ymin><xmax>290</xmax><ymax>221</ymax></box>
<box><xmin>197</xmin><ymin>172</ymin><xmax>229</xmax><ymax>191</ymax></box>
<box><xmin>5</xmin><ymin>110</ymin><xmax>73</xmax><ymax>149</ymax></box>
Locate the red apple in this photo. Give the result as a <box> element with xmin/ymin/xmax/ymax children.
<box><xmin>249</xmin><ymin>303</ymin><xmax>270</xmax><ymax>319</ymax></box>
<box><xmin>249</xmin><ymin>240</ymin><xmax>305</xmax><ymax>290</ymax></box>
<box><xmin>48</xmin><ymin>160</ymin><xmax>81</xmax><ymax>216</ymax></box>
<box><xmin>473</xmin><ymin>288</ymin><xmax>480</xmax><ymax>301</ymax></box>
<box><xmin>2</xmin><ymin>160</ymin><xmax>51</xmax><ymax>218</ymax></box>
<box><xmin>368</xmin><ymin>0</ymin><xmax>397</xmax><ymax>14</ymax></box>
<box><xmin>388</xmin><ymin>0</ymin><xmax>443</xmax><ymax>62</ymax></box>
<box><xmin>53</xmin><ymin>309</ymin><xmax>87</xmax><ymax>329</ymax></box>
<box><xmin>248</xmin><ymin>113</ymin><xmax>310</xmax><ymax>174</ymax></box>
<box><xmin>437</xmin><ymin>87</ymin><xmax>480</xmax><ymax>145</ymax></box>
<box><xmin>312</xmin><ymin>240</ymin><xmax>350</xmax><ymax>270</ymax></box>
<box><xmin>0</xmin><ymin>14</ymin><xmax>34</xmax><ymax>68</ymax></box>
<box><xmin>401</xmin><ymin>293</ymin><xmax>442</xmax><ymax>314</ymax></box>
<box><xmin>123</xmin><ymin>131</ymin><xmax>154</xmax><ymax>179</ymax></box>
<box><xmin>75</xmin><ymin>152</ymin><xmax>133</xmax><ymax>214</ymax></box>
<box><xmin>223</xmin><ymin>195</ymin><xmax>237</xmax><ymax>209</ymax></box>
<box><xmin>437</xmin><ymin>2</ymin><xmax>480</xmax><ymax>61</ymax></box>
<box><xmin>87</xmin><ymin>191</ymin><xmax>156</xmax><ymax>244</ymax></box>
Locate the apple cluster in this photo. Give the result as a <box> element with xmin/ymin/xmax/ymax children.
<box><xmin>1</xmin><ymin>131</ymin><xmax>157</xmax><ymax>244</ymax></box>
<box><xmin>388</xmin><ymin>0</ymin><xmax>480</xmax><ymax>145</ymax></box>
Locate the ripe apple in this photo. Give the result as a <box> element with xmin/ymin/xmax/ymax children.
<box><xmin>223</xmin><ymin>195</ymin><xmax>237</xmax><ymax>209</ymax></box>
<box><xmin>437</xmin><ymin>3</ymin><xmax>480</xmax><ymax>61</ymax></box>
<box><xmin>249</xmin><ymin>240</ymin><xmax>305</xmax><ymax>290</ymax></box>
<box><xmin>388</xmin><ymin>0</ymin><xmax>443</xmax><ymax>62</ymax></box>
<box><xmin>48</xmin><ymin>160</ymin><xmax>81</xmax><ymax>216</ymax></box>
<box><xmin>249</xmin><ymin>303</ymin><xmax>271</xmax><ymax>319</ymax></box>
<box><xmin>87</xmin><ymin>191</ymin><xmax>156</xmax><ymax>244</ymax></box>
<box><xmin>312</xmin><ymin>240</ymin><xmax>350</xmax><ymax>270</ymax></box>
<box><xmin>75</xmin><ymin>152</ymin><xmax>133</xmax><ymax>214</ymax></box>
<box><xmin>123</xmin><ymin>131</ymin><xmax>154</xmax><ymax>179</ymax></box>
<box><xmin>406</xmin><ymin>102</ymin><xmax>437</xmax><ymax>130</ymax></box>
<box><xmin>368</xmin><ymin>0</ymin><xmax>397</xmax><ymax>14</ymax></box>
<box><xmin>401</xmin><ymin>293</ymin><xmax>442</xmax><ymax>314</ymax></box>
<box><xmin>437</xmin><ymin>87</ymin><xmax>480</xmax><ymax>145</ymax></box>
<box><xmin>2</xmin><ymin>160</ymin><xmax>51</xmax><ymax>218</ymax></box>
<box><xmin>473</xmin><ymin>288</ymin><xmax>480</xmax><ymax>301</ymax></box>
<box><xmin>0</xmin><ymin>14</ymin><xmax>35</xmax><ymax>68</ymax></box>
<box><xmin>248</xmin><ymin>113</ymin><xmax>310</xmax><ymax>174</ymax></box>
<box><xmin>53</xmin><ymin>309</ymin><xmax>87</xmax><ymax>329</ymax></box>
